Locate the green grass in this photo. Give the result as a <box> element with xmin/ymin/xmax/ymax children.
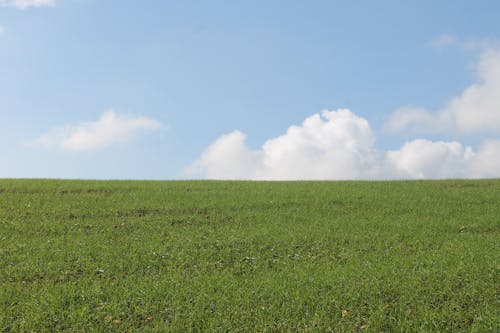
<box><xmin>0</xmin><ymin>179</ymin><xmax>499</xmax><ymax>332</ymax></box>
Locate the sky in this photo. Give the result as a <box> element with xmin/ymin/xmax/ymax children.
<box><xmin>1</xmin><ymin>0</ymin><xmax>500</xmax><ymax>180</ymax></box>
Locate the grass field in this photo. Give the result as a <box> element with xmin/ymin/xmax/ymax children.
<box><xmin>0</xmin><ymin>179</ymin><xmax>498</xmax><ymax>332</ymax></box>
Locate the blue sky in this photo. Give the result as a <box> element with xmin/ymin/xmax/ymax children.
<box><xmin>1</xmin><ymin>0</ymin><xmax>500</xmax><ymax>179</ymax></box>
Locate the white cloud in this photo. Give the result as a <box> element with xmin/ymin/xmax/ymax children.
<box><xmin>187</xmin><ymin>110</ymin><xmax>380</xmax><ymax>180</ymax></box>
<box><xmin>186</xmin><ymin>131</ymin><xmax>264</xmax><ymax>180</ymax></box>
<box><xmin>31</xmin><ymin>110</ymin><xmax>162</xmax><ymax>152</ymax></box>
<box><xmin>386</xmin><ymin>47</ymin><xmax>500</xmax><ymax>134</ymax></box>
<box><xmin>467</xmin><ymin>140</ymin><xmax>500</xmax><ymax>178</ymax></box>
<box><xmin>187</xmin><ymin>109</ymin><xmax>500</xmax><ymax>180</ymax></box>
<box><xmin>0</xmin><ymin>0</ymin><xmax>55</xmax><ymax>9</ymax></box>
<box><xmin>0</xmin><ymin>25</ymin><xmax>5</xmax><ymax>34</ymax></box>
<box><xmin>385</xmin><ymin>140</ymin><xmax>473</xmax><ymax>179</ymax></box>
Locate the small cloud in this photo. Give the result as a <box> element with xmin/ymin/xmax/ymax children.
<box><xmin>386</xmin><ymin>47</ymin><xmax>500</xmax><ymax>134</ymax></box>
<box><xmin>431</xmin><ymin>34</ymin><xmax>500</xmax><ymax>51</ymax></box>
<box><xmin>431</xmin><ymin>34</ymin><xmax>457</xmax><ymax>49</ymax></box>
<box><xmin>0</xmin><ymin>0</ymin><xmax>55</xmax><ymax>9</ymax></box>
<box><xmin>0</xmin><ymin>25</ymin><xmax>5</xmax><ymax>34</ymax></box>
<box><xmin>384</xmin><ymin>106</ymin><xmax>443</xmax><ymax>133</ymax></box>
<box><xmin>460</xmin><ymin>38</ymin><xmax>500</xmax><ymax>51</ymax></box>
<box><xmin>31</xmin><ymin>110</ymin><xmax>162</xmax><ymax>152</ymax></box>
<box><xmin>186</xmin><ymin>109</ymin><xmax>500</xmax><ymax>180</ymax></box>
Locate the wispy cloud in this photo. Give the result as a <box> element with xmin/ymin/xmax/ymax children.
<box><xmin>31</xmin><ymin>110</ymin><xmax>162</xmax><ymax>152</ymax></box>
<box><xmin>431</xmin><ymin>34</ymin><xmax>500</xmax><ymax>51</ymax></box>
<box><xmin>431</xmin><ymin>34</ymin><xmax>458</xmax><ymax>49</ymax></box>
<box><xmin>186</xmin><ymin>109</ymin><xmax>500</xmax><ymax>180</ymax></box>
<box><xmin>386</xmin><ymin>47</ymin><xmax>500</xmax><ymax>134</ymax></box>
<box><xmin>0</xmin><ymin>0</ymin><xmax>55</xmax><ymax>9</ymax></box>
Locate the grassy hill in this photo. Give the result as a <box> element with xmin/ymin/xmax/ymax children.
<box><xmin>0</xmin><ymin>179</ymin><xmax>498</xmax><ymax>332</ymax></box>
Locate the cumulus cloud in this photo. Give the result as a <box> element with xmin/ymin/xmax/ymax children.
<box><xmin>386</xmin><ymin>47</ymin><xmax>500</xmax><ymax>134</ymax></box>
<box><xmin>186</xmin><ymin>131</ymin><xmax>264</xmax><ymax>180</ymax></box>
<box><xmin>31</xmin><ymin>110</ymin><xmax>162</xmax><ymax>152</ymax></box>
<box><xmin>385</xmin><ymin>140</ymin><xmax>473</xmax><ymax>179</ymax></box>
<box><xmin>467</xmin><ymin>140</ymin><xmax>500</xmax><ymax>178</ymax></box>
<box><xmin>187</xmin><ymin>110</ymin><xmax>380</xmax><ymax>180</ymax></box>
<box><xmin>0</xmin><ymin>0</ymin><xmax>55</xmax><ymax>9</ymax></box>
<box><xmin>187</xmin><ymin>109</ymin><xmax>500</xmax><ymax>180</ymax></box>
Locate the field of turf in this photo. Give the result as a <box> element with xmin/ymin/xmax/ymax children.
<box><xmin>0</xmin><ymin>179</ymin><xmax>498</xmax><ymax>332</ymax></box>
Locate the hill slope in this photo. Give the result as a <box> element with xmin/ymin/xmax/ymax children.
<box><xmin>0</xmin><ymin>180</ymin><xmax>498</xmax><ymax>331</ymax></box>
